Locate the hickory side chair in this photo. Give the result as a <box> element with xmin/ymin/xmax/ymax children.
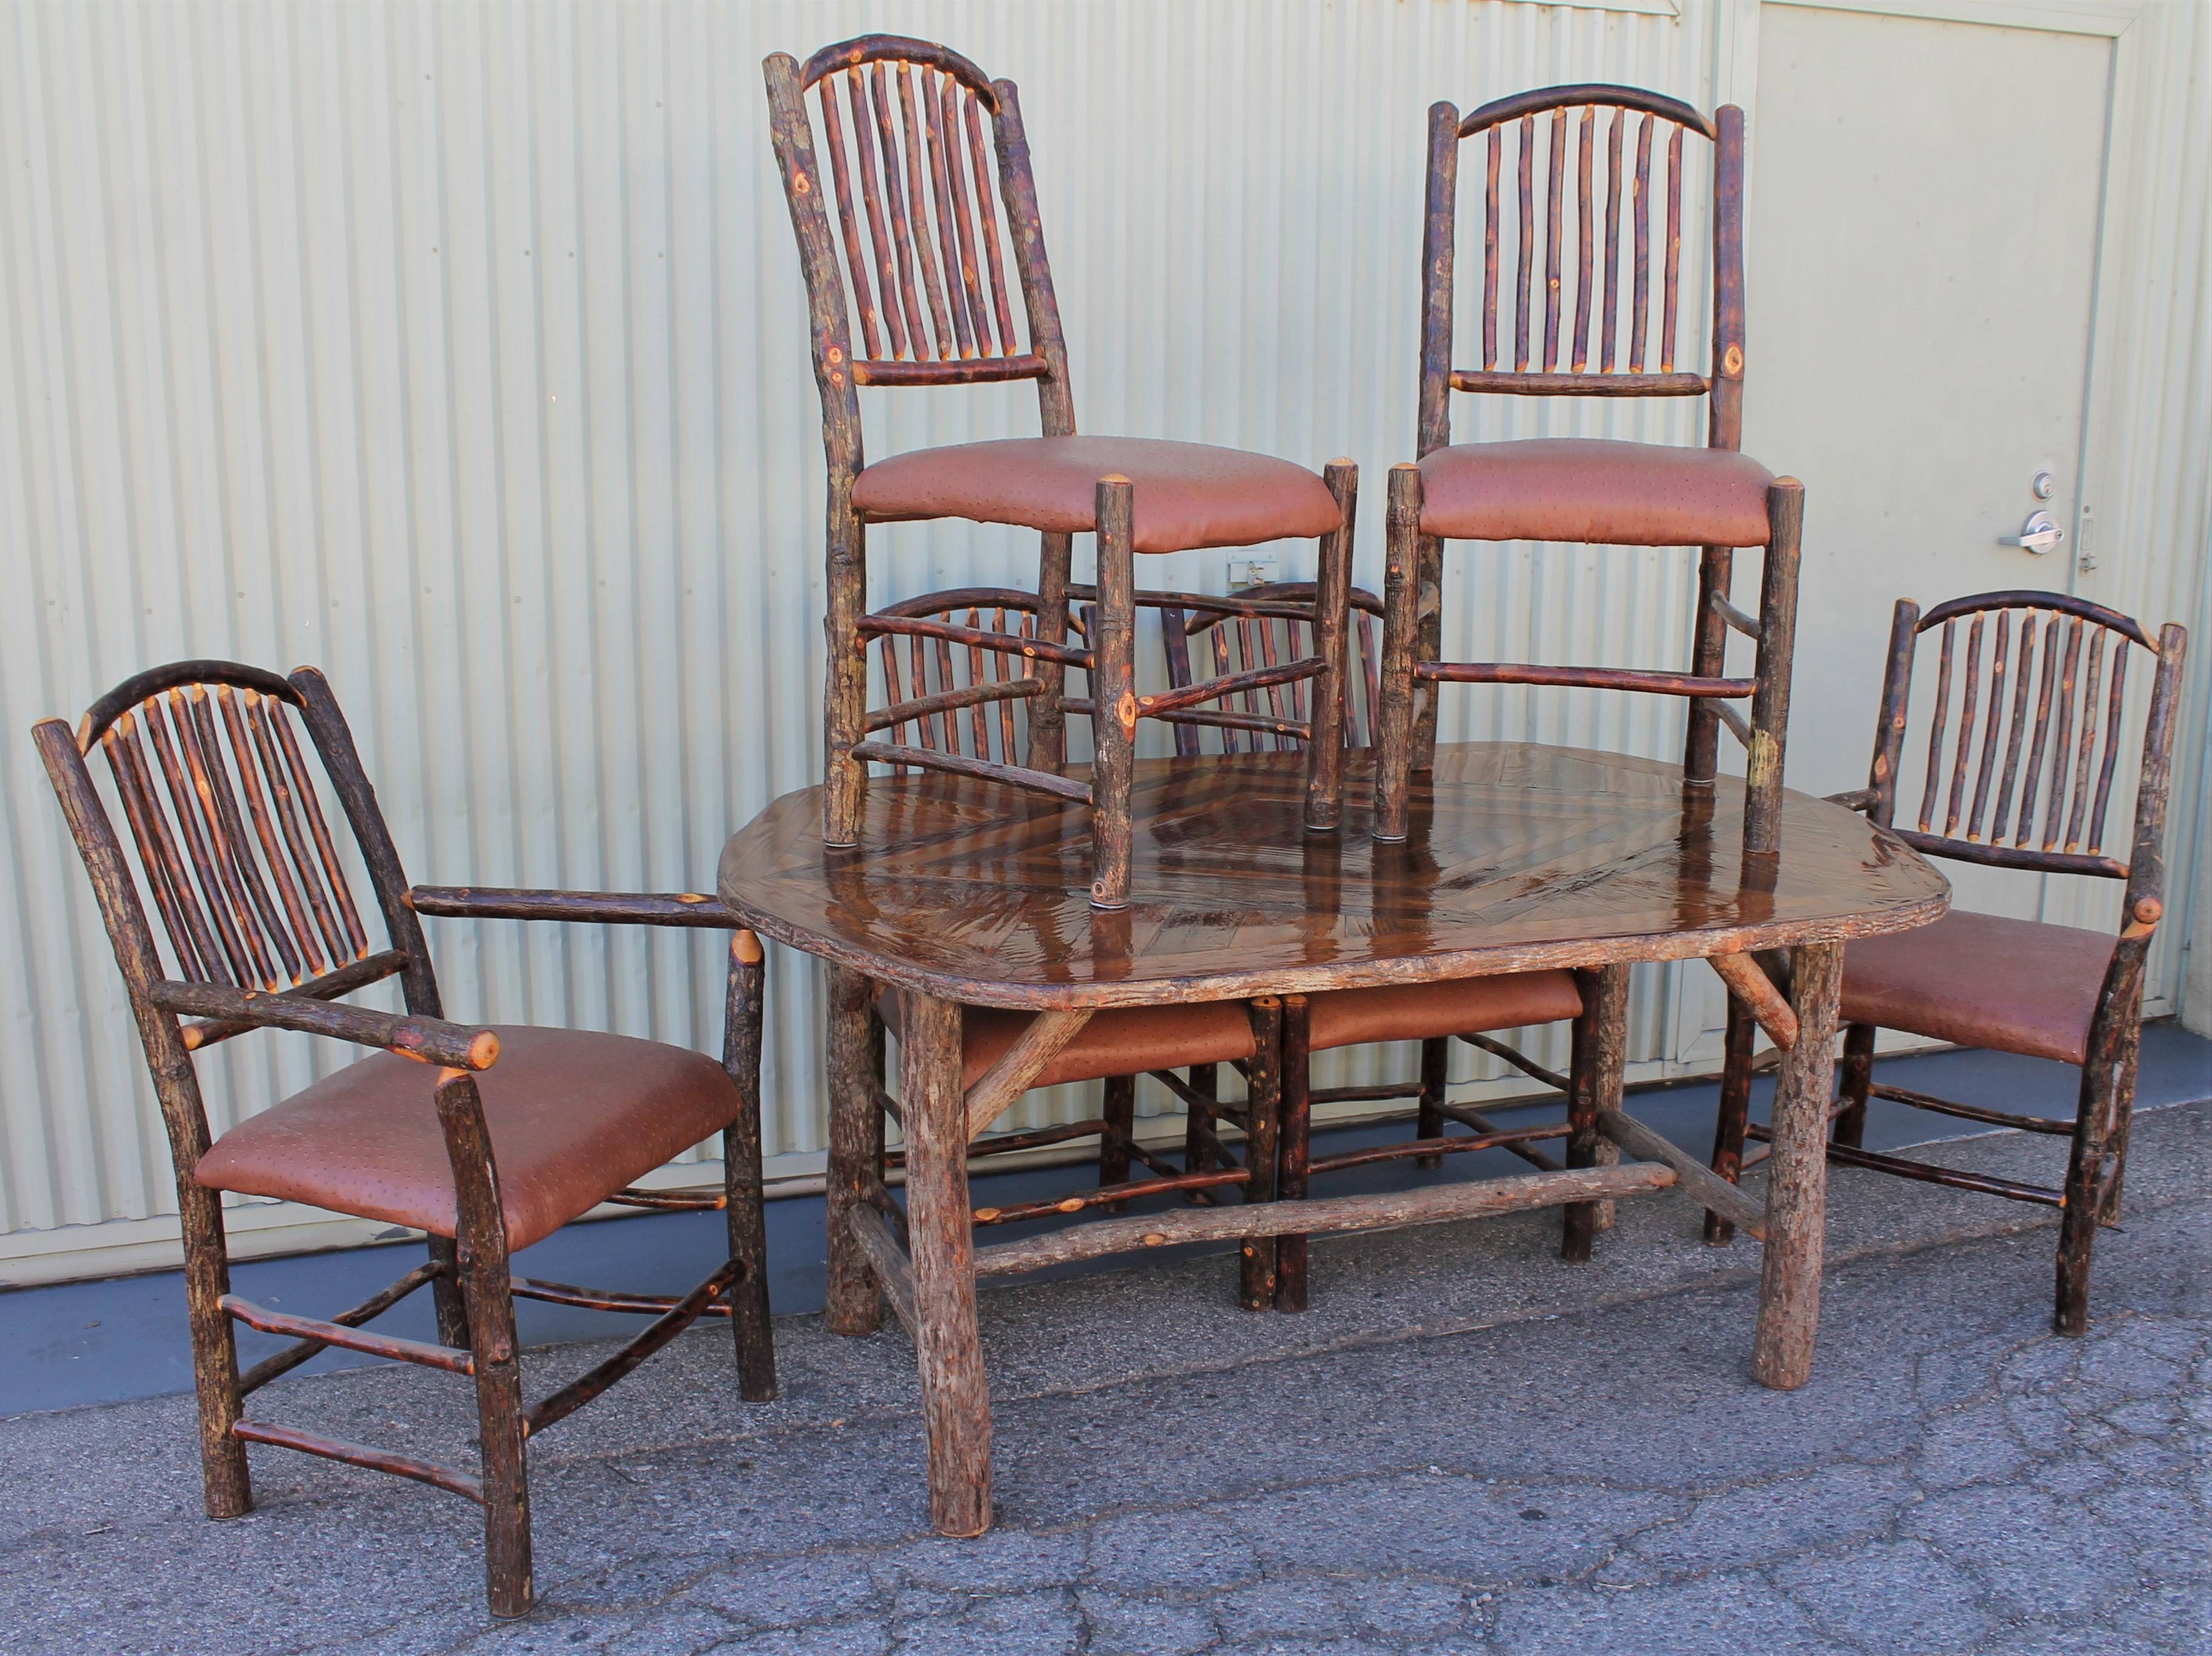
<box><xmin>765</xmin><ymin>34</ymin><xmax>1355</xmax><ymax>910</ymax></box>
<box><xmin>858</xmin><ymin>589</ymin><xmax>1287</xmax><ymax>1309</ymax></box>
<box><xmin>1705</xmin><ymin>593</ymin><xmax>2188</xmax><ymax>1335</ymax></box>
<box><xmin>1372</xmin><ymin>84</ymin><xmax>1802</xmax><ymax>849</ymax></box>
<box><xmin>1331</xmin><ymin>85</ymin><xmax>1802</xmax><ymax>1299</ymax></box>
<box><xmin>1148</xmin><ymin>585</ymin><xmax>1593</xmax><ymax>1311</ymax></box>
<box><xmin>35</xmin><ymin>662</ymin><xmax>778</xmax><ymax>1619</ymax></box>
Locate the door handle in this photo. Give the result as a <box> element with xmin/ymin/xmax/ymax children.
<box><xmin>1999</xmin><ymin>510</ymin><xmax>2065</xmax><ymax>554</ymax></box>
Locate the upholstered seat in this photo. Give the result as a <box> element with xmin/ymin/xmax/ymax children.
<box><xmin>880</xmin><ymin>991</ymin><xmax>1258</xmax><ymax>1092</ymax></box>
<box><xmin>1417</xmin><ymin>438</ymin><xmax>1775</xmax><ymax>547</ymax></box>
<box><xmin>1304</xmin><ymin>971</ymin><xmax>1584</xmax><ymax>1052</ymax></box>
<box><xmin>1841</xmin><ymin>910</ymin><xmax>2117</xmax><ymax>1067</ymax></box>
<box><xmin>851</xmin><ymin>436</ymin><xmax>1343</xmax><ymax>554</ymax></box>
<box><xmin>196</xmin><ymin>1026</ymin><xmax>742</xmax><ymax>1252</ymax></box>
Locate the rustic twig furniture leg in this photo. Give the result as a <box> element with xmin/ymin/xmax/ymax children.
<box><xmin>1751</xmin><ymin>939</ymin><xmax>1843</xmax><ymax>1389</ymax></box>
<box><xmin>1702</xmin><ymin>996</ymin><xmax>1759</xmax><ymax>1245</ymax></box>
<box><xmin>825</xmin><ymin>962</ymin><xmax>885</xmax><ymax>1336</ymax></box>
<box><xmin>899</xmin><ymin>989</ymin><xmax>994</xmax><ymax>1535</ymax></box>
<box><xmin>1273</xmin><ymin>995</ymin><xmax>1315</xmax><ymax>1312</ymax></box>
<box><xmin>1303</xmin><ymin>461</ymin><xmax>1358</xmax><ymax>831</ymax></box>
<box><xmin>722</xmin><ymin>932</ymin><xmax>779</xmax><ymax>1400</ymax></box>
<box><xmin>1240</xmin><ymin>999</ymin><xmax>1284</xmax><ymax>1311</ymax></box>
<box><xmin>1090</xmin><ymin>476</ymin><xmax>1138</xmax><ymax>910</ymax></box>
<box><xmin>438</xmin><ymin>1069</ymin><xmax>533</xmax><ymax>1617</ymax></box>
<box><xmin>1562</xmin><ymin>962</ymin><xmax>1629</xmax><ymax>1259</ymax></box>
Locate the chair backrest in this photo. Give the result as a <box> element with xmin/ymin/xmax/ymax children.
<box><xmin>870</xmin><ymin>589</ymin><xmax>1078</xmax><ymax>770</ymax></box>
<box><xmin>1154</xmin><ymin>583</ymin><xmax>1385</xmax><ymax>756</ymax></box>
<box><xmin>1417</xmin><ymin>85</ymin><xmax>1743</xmax><ymax>458</ymax></box>
<box><xmin>1869</xmin><ymin>593</ymin><xmax>2189</xmax><ymax>927</ymax></box>
<box><xmin>764</xmin><ymin>33</ymin><xmax>1076</xmax><ymax>478</ymax></box>
<box><xmin>35</xmin><ymin>662</ymin><xmax>440</xmax><ymax>1023</ymax></box>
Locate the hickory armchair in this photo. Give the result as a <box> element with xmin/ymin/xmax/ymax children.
<box><xmin>36</xmin><ymin>662</ymin><xmax>776</xmax><ymax>1618</ymax></box>
<box><xmin>1704</xmin><ymin>593</ymin><xmax>2188</xmax><ymax>1335</ymax></box>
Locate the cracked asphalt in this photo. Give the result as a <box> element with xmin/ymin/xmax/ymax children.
<box><xmin>1</xmin><ymin>1102</ymin><xmax>2205</xmax><ymax>1655</ymax></box>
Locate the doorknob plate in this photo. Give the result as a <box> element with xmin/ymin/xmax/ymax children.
<box><xmin>1999</xmin><ymin>510</ymin><xmax>2065</xmax><ymax>554</ymax></box>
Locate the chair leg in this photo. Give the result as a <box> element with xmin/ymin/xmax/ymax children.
<box><xmin>1704</xmin><ymin>997</ymin><xmax>1757</xmax><ymax>1246</ymax></box>
<box><xmin>1089</xmin><ymin>478</ymin><xmax>1136</xmax><ymax>911</ymax></box>
<box><xmin>1683</xmin><ymin>545</ymin><xmax>1734</xmax><ymax>785</ymax></box>
<box><xmin>427</xmin><ymin>1235</ymin><xmax>470</xmax><ymax>1349</ymax></box>
<box><xmin>824</xmin><ymin>507</ymin><xmax>868</xmax><ymax>848</ymax></box>
<box><xmin>1744</xmin><ymin>481</ymin><xmax>1804</xmax><ymax>857</ymax></box>
<box><xmin>435</xmin><ymin>1072</ymin><xmax>532</xmax><ymax>1618</ymax></box>
<box><xmin>1100</xmin><ymin>1074</ymin><xmax>1136</xmax><ymax>1211</ymax></box>
<box><xmin>1183</xmin><ymin>1062</ymin><xmax>1219</xmax><ymax>1188</ymax></box>
<box><xmin>1303</xmin><ymin>460</ymin><xmax>1356</xmax><ymax>832</ymax></box>
<box><xmin>178</xmin><ymin>1178</ymin><xmax>253</xmax><ymax>1520</ymax></box>
<box><xmin>2099</xmin><ymin>1025</ymin><xmax>2142</xmax><ymax>1227</ymax></box>
<box><xmin>1027</xmin><ymin>530</ymin><xmax>1074</xmax><ymax>774</ymax></box>
<box><xmin>1411</xmin><ymin>531</ymin><xmax>1444</xmax><ymax>772</ymax></box>
<box><xmin>1414</xmin><ymin>1037</ymin><xmax>1448</xmax><ymax>1168</ymax></box>
<box><xmin>1273</xmin><ymin>996</ymin><xmax>1314</xmax><ymax>1312</ymax></box>
<box><xmin>1372</xmin><ymin>464</ymin><xmax>1422</xmax><ymax>842</ymax></box>
<box><xmin>470</xmin><ymin>1276</ymin><xmax>531</xmax><ymax>1620</ymax></box>
<box><xmin>722</xmin><ymin>931</ymin><xmax>778</xmax><ymax>1401</ymax></box>
<box><xmin>1834</xmin><ymin>1022</ymin><xmax>1875</xmax><ymax>1149</ymax></box>
<box><xmin>2056</xmin><ymin>1008</ymin><xmax>2140</xmax><ymax>1335</ymax></box>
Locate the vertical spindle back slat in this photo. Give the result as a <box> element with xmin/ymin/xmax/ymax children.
<box><xmin>1629</xmin><ymin>115</ymin><xmax>1653</xmax><ymax>372</ymax></box>
<box><xmin>1964</xmin><ymin>613</ymin><xmax>2011</xmax><ymax>840</ymax></box>
<box><xmin>1431</xmin><ymin>86</ymin><xmax>1726</xmax><ymax>408</ymax></box>
<box><xmin>1601</xmin><ymin>111</ymin><xmax>1625</xmax><ymax>373</ymax></box>
<box><xmin>1661</xmin><ymin>125</ymin><xmax>1685</xmax><ymax>371</ymax></box>
<box><xmin>75</xmin><ymin>668</ymin><xmax>398</xmax><ymax>994</ymax></box>
<box><xmin>1515</xmin><ymin>116</ymin><xmax>1535</xmax><ymax>372</ymax></box>
<box><xmin>1886</xmin><ymin>595</ymin><xmax>2174</xmax><ymax>878</ymax></box>
<box><xmin>1942</xmin><ymin>614</ymin><xmax>1985</xmax><ymax>837</ymax></box>
<box><xmin>1917</xmin><ymin>621</ymin><xmax>1954</xmax><ymax>835</ymax></box>
<box><xmin>1482</xmin><ymin>129</ymin><xmax>1502</xmax><ymax>371</ymax></box>
<box><xmin>795</xmin><ymin>39</ymin><xmax>1047</xmax><ymax>388</ymax></box>
<box><xmin>1542</xmin><ymin>112</ymin><xmax>1565</xmax><ymax>371</ymax></box>
<box><xmin>1164</xmin><ymin>585</ymin><xmax>1385</xmax><ymax>757</ymax></box>
<box><xmin>1571</xmin><ymin>109</ymin><xmax>1594</xmax><ymax>373</ymax></box>
<box><xmin>872</xmin><ymin>591</ymin><xmax>1050</xmax><ymax>771</ymax></box>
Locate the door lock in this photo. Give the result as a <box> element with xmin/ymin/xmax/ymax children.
<box><xmin>2000</xmin><ymin>510</ymin><xmax>2065</xmax><ymax>555</ymax></box>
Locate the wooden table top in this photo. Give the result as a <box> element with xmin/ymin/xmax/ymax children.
<box><xmin>718</xmin><ymin>743</ymin><xmax>1950</xmax><ymax>1009</ymax></box>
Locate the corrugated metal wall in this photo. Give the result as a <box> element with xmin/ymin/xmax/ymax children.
<box><xmin>3</xmin><ymin>1</ymin><xmax>2205</xmax><ymax>1268</ymax></box>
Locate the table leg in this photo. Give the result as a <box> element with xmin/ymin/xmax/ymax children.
<box><xmin>1562</xmin><ymin>963</ymin><xmax>1629</xmax><ymax>1261</ymax></box>
<box><xmin>824</xmin><ymin>963</ymin><xmax>882</xmax><ymax>1337</ymax></box>
<box><xmin>899</xmin><ymin>989</ymin><xmax>993</xmax><ymax>1536</ymax></box>
<box><xmin>1751</xmin><ymin>939</ymin><xmax>1844</xmax><ymax>1390</ymax></box>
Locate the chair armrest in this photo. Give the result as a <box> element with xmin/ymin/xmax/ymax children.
<box><xmin>405</xmin><ymin>886</ymin><xmax>741</xmax><ymax>929</ymax></box>
<box><xmin>146</xmin><ymin>980</ymin><xmax>499</xmax><ymax>1070</ymax></box>
<box><xmin>1824</xmin><ymin>788</ymin><xmax>1881</xmax><ymax>814</ymax></box>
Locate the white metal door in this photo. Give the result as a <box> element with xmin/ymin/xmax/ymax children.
<box><xmin>1682</xmin><ymin>1</ymin><xmax>2120</xmax><ymax>1059</ymax></box>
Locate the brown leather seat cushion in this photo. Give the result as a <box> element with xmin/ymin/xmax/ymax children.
<box><xmin>851</xmin><ymin>436</ymin><xmax>1342</xmax><ymax>554</ymax></box>
<box><xmin>878</xmin><ymin>991</ymin><xmax>1257</xmax><ymax>1092</ymax></box>
<box><xmin>1305</xmin><ymin>971</ymin><xmax>1584</xmax><ymax>1052</ymax></box>
<box><xmin>196</xmin><ymin>1026</ymin><xmax>741</xmax><ymax>1252</ymax></box>
<box><xmin>1418</xmin><ymin>439</ymin><xmax>1775</xmax><ymax>547</ymax></box>
<box><xmin>1841</xmin><ymin>909</ymin><xmax>2117</xmax><ymax>1067</ymax></box>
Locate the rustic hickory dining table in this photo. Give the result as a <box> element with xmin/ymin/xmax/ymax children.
<box><xmin>717</xmin><ymin>742</ymin><xmax>1950</xmax><ymax>1535</ymax></box>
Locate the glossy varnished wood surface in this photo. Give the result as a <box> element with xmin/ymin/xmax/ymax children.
<box><xmin>718</xmin><ymin>743</ymin><xmax>1949</xmax><ymax>1009</ymax></box>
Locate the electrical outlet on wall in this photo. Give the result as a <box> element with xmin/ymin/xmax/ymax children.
<box><xmin>1227</xmin><ymin>555</ymin><xmax>1279</xmax><ymax>590</ymax></box>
